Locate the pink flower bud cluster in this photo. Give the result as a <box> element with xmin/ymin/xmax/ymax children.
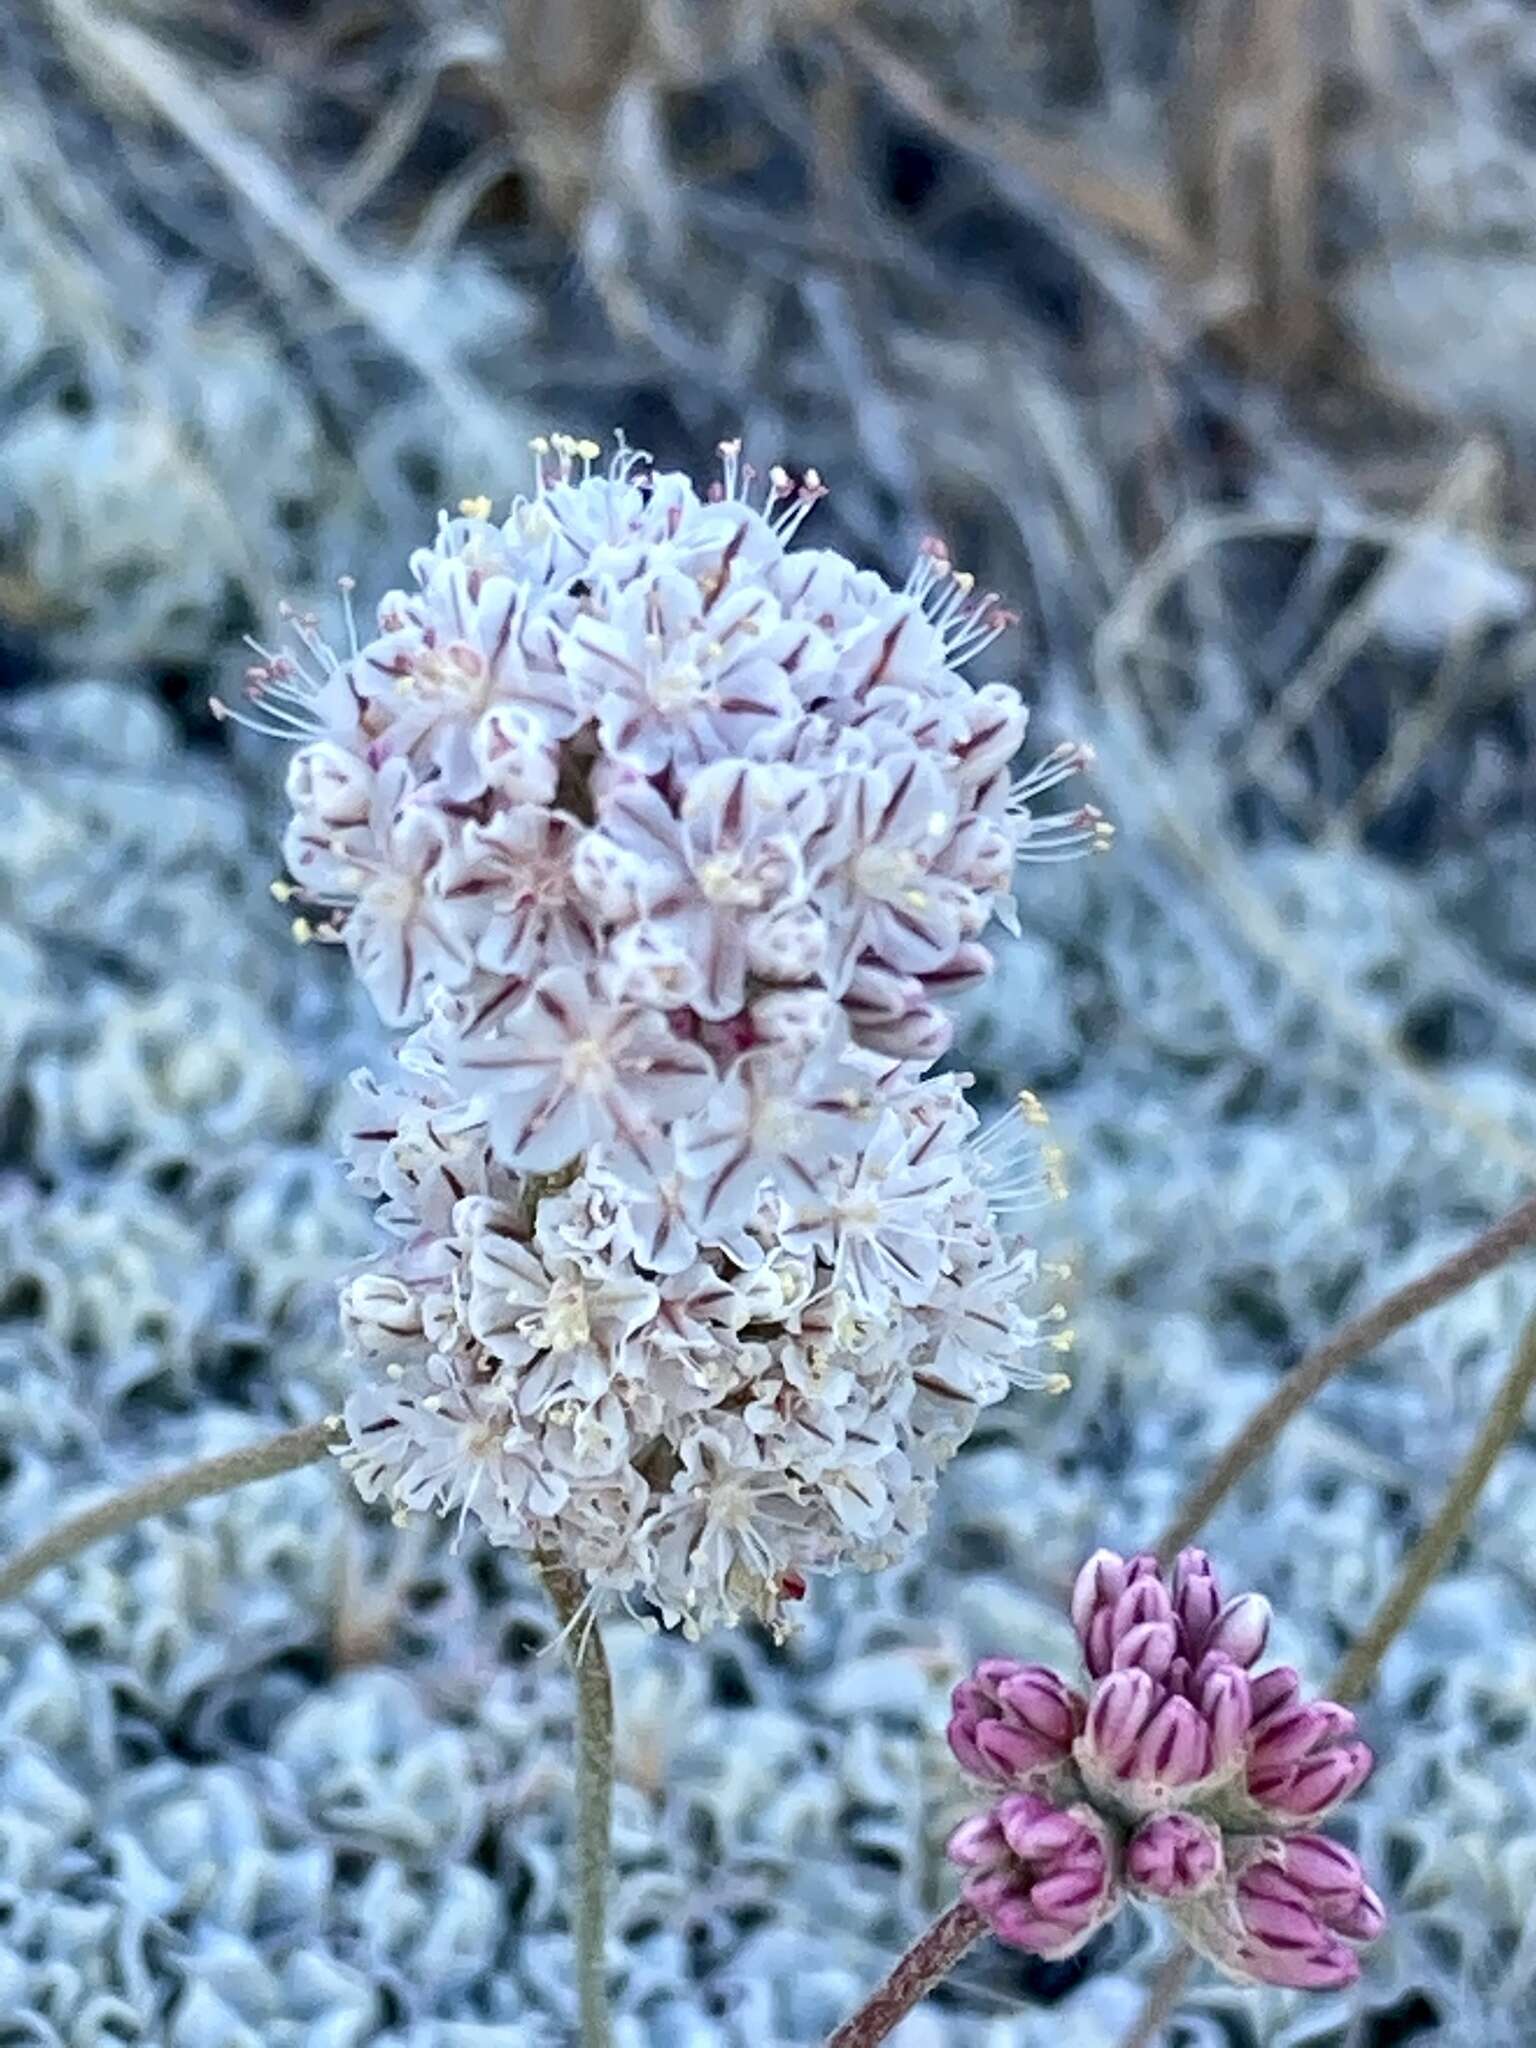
<box><xmin>231</xmin><ymin>435</ymin><xmax>1103</xmax><ymax>1635</ymax></box>
<box><xmin>945</xmin><ymin>1548</ymin><xmax>1385</xmax><ymax>1989</ymax></box>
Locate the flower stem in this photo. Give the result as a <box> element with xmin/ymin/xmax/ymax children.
<box><xmin>0</xmin><ymin>1418</ymin><xmax>341</xmax><ymax>1604</ymax></box>
<box><xmin>1330</xmin><ymin>1305</ymin><xmax>1536</xmax><ymax>1705</ymax></box>
<box><xmin>1119</xmin><ymin>1950</ymin><xmax>1195</xmax><ymax>2048</ymax></box>
<box><xmin>823</xmin><ymin>1898</ymin><xmax>987</xmax><ymax>2048</ymax></box>
<box><xmin>539</xmin><ymin>1562</ymin><xmax>615</xmax><ymax>2048</ymax></box>
<box><xmin>1156</xmin><ymin>1192</ymin><xmax>1536</xmax><ymax>1562</ymax></box>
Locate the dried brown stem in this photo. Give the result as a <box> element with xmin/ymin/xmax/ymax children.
<box><xmin>1330</xmin><ymin>1306</ymin><xmax>1536</xmax><ymax>1705</ymax></box>
<box><xmin>1157</xmin><ymin>1192</ymin><xmax>1536</xmax><ymax>1561</ymax></box>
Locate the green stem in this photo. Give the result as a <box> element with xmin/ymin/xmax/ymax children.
<box><xmin>539</xmin><ymin>1562</ymin><xmax>615</xmax><ymax>2048</ymax></box>
<box><xmin>0</xmin><ymin>1419</ymin><xmax>340</xmax><ymax>1603</ymax></box>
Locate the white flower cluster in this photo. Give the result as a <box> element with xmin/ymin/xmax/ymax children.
<box><xmin>229</xmin><ymin>436</ymin><xmax>1106</xmax><ymax>1635</ymax></box>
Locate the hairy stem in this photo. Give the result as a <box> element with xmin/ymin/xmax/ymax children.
<box><xmin>1157</xmin><ymin>1192</ymin><xmax>1536</xmax><ymax>1562</ymax></box>
<box><xmin>0</xmin><ymin>1419</ymin><xmax>341</xmax><ymax>1604</ymax></box>
<box><xmin>1331</xmin><ymin>1305</ymin><xmax>1536</xmax><ymax>1704</ymax></box>
<box><xmin>1120</xmin><ymin>1949</ymin><xmax>1195</xmax><ymax>2048</ymax></box>
<box><xmin>539</xmin><ymin>1562</ymin><xmax>615</xmax><ymax>2048</ymax></box>
<box><xmin>823</xmin><ymin>1899</ymin><xmax>986</xmax><ymax>2048</ymax></box>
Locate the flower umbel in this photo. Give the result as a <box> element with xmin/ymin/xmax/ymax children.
<box><xmin>233</xmin><ymin>433</ymin><xmax>1106</xmax><ymax>1635</ymax></box>
<box><xmin>946</xmin><ymin>1547</ymin><xmax>1385</xmax><ymax>1988</ymax></box>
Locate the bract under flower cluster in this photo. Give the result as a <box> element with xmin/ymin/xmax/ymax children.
<box><xmin>233</xmin><ymin>435</ymin><xmax>1104</xmax><ymax>1634</ymax></box>
<box><xmin>948</xmin><ymin>1547</ymin><xmax>1386</xmax><ymax>1989</ymax></box>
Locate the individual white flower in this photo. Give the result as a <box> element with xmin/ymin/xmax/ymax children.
<box><xmin>341</xmin><ymin>1353</ymin><xmax>572</xmax><ymax>1529</ymax></box>
<box><xmin>450</xmin><ymin>966</ymin><xmax>715</xmax><ymax>1176</ymax></box>
<box><xmin>813</xmin><ymin>755</ymin><xmax>972</xmax><ymax>992</ymax></box>
<box><xmin>586</xmin><ymin>1139</ymin><xmax>701</xmax><ymax>1274</ymax></box>
<box><xmin>563</xmin><ymin>569</ymin><xmax>802</xmax><ymax>774</ymax></box>
<box><xmin>443</xmin><ymin>809</ymin><xmax>596</xmax><ymax>980</ymax></box>
<box><xmin>578</xmin><ymin>761</ymin><xmax>822</xmax><ymax>1018</ymax></box>
<box><xmin>638</xmin><ymin>1421</ymin><xmax>818</xmax><ymax>1635</ymax></box>
<box><xmin>285</xmin><ymin>755</ymin><xmax>478</xmax><ymax>1027</ymax></box>
<box><xmin>674</xmin><ymin>1044</ymin><xmax>880</xmax><ymax>1236</ymax></box>
<box><xmin>357</xmin><ymin>566</ymin><xmax>583</xmax><ymax>792</ymax></box>
<box><xmin>781</xmin><ymin>1102</ymin><xmax>963</xmax><ymax>1314</ymax></box>
<box><xmin>460</xmin><ymin>1195</ymin><xmax>659</xmax><ymax>1406</ymax></box>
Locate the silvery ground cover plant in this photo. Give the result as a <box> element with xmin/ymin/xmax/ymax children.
<box><xmin>3</xmin><ymin>431</ymin><xmax>1536</xmax><ymax>2048</ymax></box>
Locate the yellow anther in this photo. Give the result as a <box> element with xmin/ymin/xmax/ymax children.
<box><xmin>291</xmin><ymin>916</ymin><xmax>314</xmax><ymax>945</ymax></box>
<box><xmin>459</xmin><ymin>494</ymin><xmax>493</xmax><ymax>520</ymax></box>
<box><xmin>1042</xmin><ymin>1372</ymin><xmax>1073</xmax><ymax>1395</ymax></box>
<box><xmin>269</xmin><ymin>879</ymin><xmax>296</xmax><ymax>903</ymax></box>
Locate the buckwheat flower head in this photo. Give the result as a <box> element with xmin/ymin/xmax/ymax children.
<box><xmin>946</xmin><ymin>1547</ymin><xmax>1385</xmax><ymax>1987</ymax></box>
<box><xmin>224</xmin><ymin>433</ymin><xmax>1106</xmax><ymax>1636</ymax></box>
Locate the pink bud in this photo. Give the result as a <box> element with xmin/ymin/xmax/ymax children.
<box><xmin>1249</xmin><ymin>1739</ymin><xmax>1374</xmax><ymax>1822</ymax></box>
<box><xmin>1172</xmin><ymin>1549</ymin><xmax>1222</xmax><ymax>1647</ymax></box>
<box><xmin>1086</xmin><ymin>1579</ymin><xmax>1173</xmax><ymax>1681</ymax></box>
<box><xmin>1249</xmin><ymin>1665</ymin><xmax>1302</xmax><ymax>1724</ymax></box>
<box><xmin>1110</xmin><ymin>1578</ymin><xmax>1173</xmax><ymax>1643</ymax></box>
<box><xmin>1205</xmin><ymin>1591</ymin><xmax>1271</xmax><ymax>1668</ymax></box>
<box><xmin>948</xmin><ymin>1661</ymin><xmax>1086</xmax><ymax>1788</ymax></box>
<box><xmin>972</xmin><ymin>1656</ymin><xmax>1026</xmax><ymax>1696</ymax></box>
<box><xmin>1247</xmin><ymin>1699</ymin><xmax>1356</xmax><ymax>1770</ymax></box>
<box><xmin>1125</xmin><ymin>1812</ymin><xmax>1223</xmax><ymax>1900</ymax></box>
<box><xmin>994</xmin><ymin>1666</ymin><xmax>1085</xmax><ymax>1748</ymax></box>
<box><xmin>1230</xmin><ymin>1844</ymin><xmax>1382</xmax><ymax>1989</ymax></box>
<box><xmin>1084</xmin><ymin>1668</ymin><xmax>1158</xmax><ymax>1768</ymax></box>
<box><xmin>1131</xmin><ymin>1695</ymin><xmax>1211</xmax><ymax>1787</ymax></box>
<box><xmin>974</xmin><ymin>1719</ymin><xmax>1065</xmax><ymax>1783</ymax></box>
<box><xmin>1083</xmin><ymin>1608</ymin><xmax>1115</xmax><ymax>1678</ymax></box>
<box><xmin>950</xmin><ymin>1794</ymin><xmax>1122</xmax><ymax>1961</ymax></box>
<box><xmin>1111</xmin><ymin>1619</ymin><xmax>1179</xmax><ymax>1680</ymax></box>
<box><xmin>1275</xmin><ymin>1835</ymin><xmax>1387</xmax><ymax>1943</ymax></box>
<box><xmin>1070</xmin><ymin>1548</ymin><xmax>1128</xmax><ymax>1640</ymax></box>
<box><xmin>946</xmin><ymin>1811</ymin><xmax>1006</xmax><ymax>1872</ymax></box>
<box><xmin>1201</xmin><ymin>1663</ymin><xmax>1253</xmax><ymax>1771</ymax></box>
